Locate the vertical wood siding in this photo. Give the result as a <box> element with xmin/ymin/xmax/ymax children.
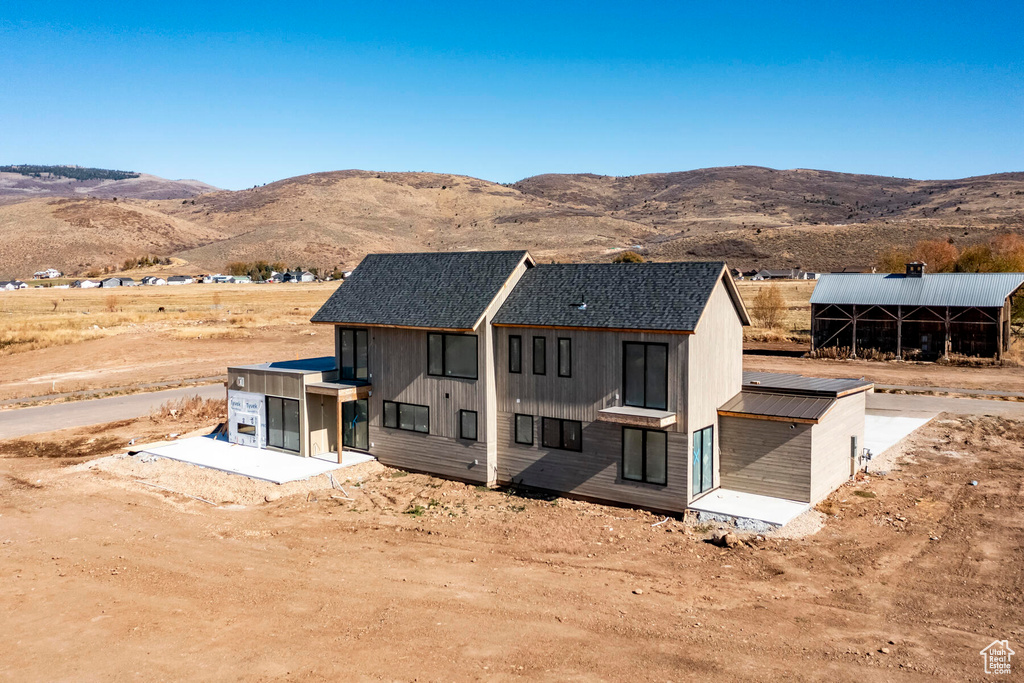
<box><xmin>718</xmin><ymin>416</ymin><xmax>813</xmax><ymax>502</ymax></box>
<box><xmin>368</xmin><ymin>425</ymin><xmax>489</xmax><ymax>483</ymax></box>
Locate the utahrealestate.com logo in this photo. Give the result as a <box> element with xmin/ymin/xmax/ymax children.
<box><xmin>980</xmin><ymin>640</ymin><xmax>1014</xmax><ymax>675</ymax></box>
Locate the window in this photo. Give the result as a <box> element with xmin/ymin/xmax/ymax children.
<box><xmin>459</xmin><ymin>410</ymin><xmax>478</xmax><ymax>441</ymax></box>
<box><xmin>623</xmin><ymin>342</ymin><xmax>668</xmax><ymax>410</ymax></box>
<box><xmin>509</xmin><ymin>335</ymin><xmax>522</xmax><ymax>374</ymax></box>
<box><xmin>622</xmin><ymin>427</ymin><xmax>667</xmax><ymax>485</ymax></box>
<box><xmin>383</xmin><ymin>400</ymin><xmax>429</xmax><ymax>434</ymax></box>
<box><xmin>557</xmin><ymin>337</ymin><xmax>572</xmax><ymax>377</ymax></box>
<box><xmin>692</xmin><ymin>425</ymin><xmax>714</xmax><ymax>495</ymax></box>
<box><xmin>427</xmin><ymin>333</ymin><xmax>478</xmax><ymax>380</ymax></box>
<box><xmin>339</xmin><ymin>328</ymin><xmax>368</xmax><ymax>380</ymax></box>
<box><xmin>267</xmin><ymin>397</ymin><xmax>300</xmax><ymax>452</ymax></box>
<box><xmin>541</xmin><ymin>417</ymin><xmax>583</xmax><ymax>452</ymax></box>
<box><xmin>533</xmin><ymin>336</ymin><xmax>546</xmax><ymax>375</ymax></box>
<box><xmin>236</xmin><ymin>423</ymin><xmax>256</xmax><ymax>436</ymax></box>
<box><xmin>514</xmin><ymin>414</ymin><xmax>534</xmax><ymax>445</ymax></box>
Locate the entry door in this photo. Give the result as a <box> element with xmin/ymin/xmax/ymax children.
<box><xmin>692</xmin><ymin>425</ymin><xmax>714</xmax><ymax>496</ymax></box>
<box><xmin>342</xmin><ymin>399</ymin><xmax>369</xmax><ymax>451</ymax></box>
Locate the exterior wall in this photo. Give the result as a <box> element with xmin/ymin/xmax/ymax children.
<box><xmin>686</xmin><ymin>277</ymin><xmax>745</xmax><ymax>495</ymax></box>
<box><xmin>493</xmin><ymin>327</ymin><xmax>688</xmax><ymax>430</ymax></box>
<box><xmin>718</xmin><ymin>416</ymin><xmax>814</xmax><ymax>502</ymax></box>
<box><xmin>495</xmin><ymin>414</ymin><xmax>691</xmax><ymax>514</ymax></box>
<box><xmin>809</xmin><ymin>391</ymin><xmax>867</xmax><ymax>504</ymax></box>
<box><xmin>307</xmin><ymin>394</ymin><xmax>338</xmax><ymax>458</ymax></box>
<box><xmin>368</xmin><ymin>425</ymin><xmax>489</xmax><ymax>483</ymax></box>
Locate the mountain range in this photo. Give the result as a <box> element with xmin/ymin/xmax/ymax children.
<box><xmin>0</xmin><ymin>165</ymin><xmax>1022</xmax><ymax>279</ymax></box>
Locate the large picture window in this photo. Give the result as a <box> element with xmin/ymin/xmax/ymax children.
<box><xmin>533</xmin><ymin>336</ymin><xmax>546</xmax><ymax>375</ymax></box>
<box><xmin>514</xmin><ymin>414</ymin><xmax>534</xmax><ymax>445</ymax></box>
<box><xmin>339</xmin><ymin>328</ymin><xmax>368</xmax><ymax>380</ymax></box>
<box><xmin>622</xmin><ymin>427</ymin><xmax>667</xmax><ymax>485</ymax></box>
<box><xmin>509</xmin><ymin>335</ymin><xmax>522</xmax><ymax>374</ymax></box>
<box><xmin>541</xmin><ymin>417</ymin><xmax>583</xmax><ymax>452</ymax></box>
<box><xmin>267</xmin><ymin>396</ymin><xmax>300</xmax><ymax>452</ymax></box>
<box><xmin>383</xmin><ymin>400</ymin><xmax>429</xmax><ymax>434</ymax></box>
<box><xmin>623</xmin><ymin>342</ymin><xmax>668</xmax><ymax>410</ymax></box>
<box><xmin>692</xmin><ymin>425</ymin><xmax>714</xmax><ymax>496</ymax></box>
<box><xmin>428</xmin><ymin>333</ymin><xmax>478</xmax><ymax>380</ymax></box>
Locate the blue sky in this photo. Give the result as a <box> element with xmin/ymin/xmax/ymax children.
<box><xmin>1</xmin><ymin>1</ymin><xmax>1021</xmax><ymax>189</ymax></box>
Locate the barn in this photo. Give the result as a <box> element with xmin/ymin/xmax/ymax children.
<box><xmin>810</xmin><ymin>263</ymin><xmax>1024</xmax><ymax>360</ymax></box>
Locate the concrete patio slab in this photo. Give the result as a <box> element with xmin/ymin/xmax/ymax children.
<box><xmin>141</xmin><ymin>435</ymin><xmax>374</xmax><ymax>484</ymax></box>
<box><xmin>864</xmin><ymin>411</ymin><xmax>936</xmax><ymax>458</ymax></box>
<box><xmin>689</xmin><ymin>488</ymin><xmax>810</xmax><ymax>527</ymax></box>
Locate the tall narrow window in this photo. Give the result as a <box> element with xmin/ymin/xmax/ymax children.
<box><xmin>339</xmin><ymin>328</ymin><xmax>368</xmax><ymax>380</ymax></box>
<box><xmin>557</xmin><ymin>337</ymin><xmax>572</xmax><ymax>377</ymax></box>
<box><xmin>459</xmin><ymin>410</ymin><xmax>478</xmax><ymax>441</ymax></box>
<box><xmin>623</xmin><ymin>342</ymin><xmax>668</xmax><ymax>410</ymax></box>
<box><xmin>533</xmin><ymin>336</ymin><xmax>546</xmax><ymax>375</ymax></box>
<box><xmin>509</xmin><ymin>335</ymin><xmax>522</xmax><ymax>374</ymax></box>
<box><xmin>622</xmin><ymin>427</ymin><xmax>667</xmax><ymax>485</ymax></box>
<box><xmin>514</xmin><ymin>414</ymin><xmax>534</xmax><ymax>445</ymax></box>
<box><xmin>692</xmin><ymin>425</ymin><xmax>713</xmax><ymax>495</ymax></box>
<box><xmin>427</xmin><ymin>333</ymin><xmax>478</xmax><ymax>380</ymax></box>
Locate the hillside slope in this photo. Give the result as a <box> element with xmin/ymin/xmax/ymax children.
<box><xmin>1</xmin><ymin>166</ymin><xmax>1022</xmax><ymax>279</ymax></box>
<box><xmin>0</xmin><ymin>169</ymin><xmax>218</xmax><ymax>205</ymax></box>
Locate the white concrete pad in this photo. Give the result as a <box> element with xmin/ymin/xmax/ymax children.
<box><xmin>141</xmin><ymin>436</ymin><xmax>373</xmax><ymax>484</ymax></box>
<box><xmin>864</xmin><ymin>412</ymin><xmax>936</xmax><ymax>458</ymax></box>
<box><xmin>689</xmin><ymin>488</ymin><xmax>810</xmax><ymax>527</ymax></box>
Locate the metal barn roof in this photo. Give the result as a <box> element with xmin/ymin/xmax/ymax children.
<box><xmin>810</xmin><ymin>273</ymin><xmax>1024</xmax><ymax>308</ymax></box>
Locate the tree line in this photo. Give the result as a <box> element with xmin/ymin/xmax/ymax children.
<box><xmin>878</xmin><ymin>235</ymin><xmax>1024</xmax><ymax>274</ymax></box>
<box><xmin>0</xmin><ymin>165</ymin><xmax>140</xmax><ymax>181</ymax></box>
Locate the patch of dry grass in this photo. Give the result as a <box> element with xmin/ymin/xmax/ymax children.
<box><xmin>736</xmin><ymin>280</ymin><xmax>814</xmax><ymax>337</ymax></box>
<box><xmin>151</xmin><ymin>395</ymin><xmax>226</xmax><ymax>422</ymax></box>
<box><xmin>0</xmin><ymin>283</ymin><xmax>335</xmax><ymax>356</ymax></box>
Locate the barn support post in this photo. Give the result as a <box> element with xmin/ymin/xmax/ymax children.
<box><xmin>896</xmin><ymin>305</ymin><xmax>903</xmax><ymax>360</ymax></box>
<box><xmin>944</xmin><ymin>306</ymin><xmax>951</xmax><ymax>358</ymax></box>
<box><xmin>851</xmin><ymin>304</ymin><xmax>858</xmax><ymax>359</ymax></box>
<box><xmin>997</xmin><ymin>306</ymin><xmax>1004</xmax><ymax>361</ymax></box>
<box><xmin>809</xmin><ymin>304</ymin><xmax>816</xmax><ymax>354</ymax></box>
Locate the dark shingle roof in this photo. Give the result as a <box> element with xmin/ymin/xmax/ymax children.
<box><xmin>311</xmin><ymin>251</ymin><xmax>531</xmax><ymax>329</ymax></box>
<box><xmin>492</xmin><ymin>261</ymin><xmax>737</xmax><ymax>332</ymax></box>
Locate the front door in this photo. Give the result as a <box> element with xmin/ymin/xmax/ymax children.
<box><xmin>341</xmin><ymin>399</ymin><xmax>369</xmax><ymax>451</ymax></box>
<box><xmin>692</xmin><ymin>425</ymin><xmax>714</xmax><ymax>497</ymax></box>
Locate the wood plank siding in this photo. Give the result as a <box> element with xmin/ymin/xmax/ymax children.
<box><xmin>809</xmin><ymin>391</ymin><xmax>866</xmax><ymax>503</ymax></box>
<box><xmin>718</xmin><ymin>415</ymin><xmax>814</xmax><ymax>502</ymax></box>
<box><xmin>495</xmin><ymin>413</ymin><xmax>692</xmax><ymax>514</ymax></box>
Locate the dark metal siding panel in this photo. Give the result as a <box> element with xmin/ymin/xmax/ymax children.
<box><xmin>718</xmin><ymin>416</ymin><xmax>813</xmax><ymax>502</ymax></box>
<box><xmin>809</xmin><ymin>391</ymin><xmax>866</xmax><ymax>503</ymax></box>
<box><xmin>493</xmin><ymin>327</ymin><xmax>686</xmax><ymax>432</ymax></box>
<box><xmin>495</xmin><ymin>413</ymin><xmax>690</xmax><ymax>513</ymax></box>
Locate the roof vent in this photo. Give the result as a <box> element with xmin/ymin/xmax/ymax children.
<box><xmin>905</xmin><ymin>262</ymin><xmax>925</xmax><ymax>278</ymax></box>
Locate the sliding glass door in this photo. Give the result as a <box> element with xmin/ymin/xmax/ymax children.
<box><xmin>692</xmin><ymin>425</ymin><xmax>714</xmax><ymax>496</ymax></box>
<box><xmin>267</xmin><ymin>397</ymin><xmax>300</xmax><ymax>452</ymax></box>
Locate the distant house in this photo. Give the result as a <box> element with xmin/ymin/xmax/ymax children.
<box><xmin>212</xmin><ymin>274</ymin><xmax>235</xmax><ymax>284</ymax></box>
<box><xmin>233</xmin><ymin>275</ymin><xmax>252</xmax><ymax>284</ymax></box>
<box><xmin>756</xmin><ymin>268</ymin><xmax>805</xmax><ymax>280</ymax></box>
<box><xmin>33</xmin><ymin>268</ymin><xmax>62</xmax><ymax>279</ymax></box>
<box><xmin>101</xmin><ymin>277</ymin><xmax>121</xmax><ymax>288</ymax></box>
<box><xmin>10</xmin><ymin>280</ymin><xmax>28</xmax><ymax>290</ymax></box>
<box><xmin>289</xmin><ymin>270</ymin><xmax>316</xmax><ymax>283</ymax></box>
<box><xmin>268</xmin><ymin>272</ymin><xmax>286</xmax><ymax>283</ymax></box>
<box><xmin>0</xmin><ymin>281</ymin><xmax>15</xmax><ymax>291</ymax></box>
<box><xmin>141</xmin><ymin>276</ymin><xmax>167</xmax><ymax>286</ymax></box>
<box><xmin>167</xmin><ymin>275</ymin><xmax>193</xmax><ymax>285</ymax></box>
<box><xmin>119</xmin><ymin>277</ymin><xmax>139</xmax><ymax>287</ymax></box>
<box><xmin>71</xmin><ymin>279</ymin><xmax>102</xmax><ymax>288</ymax></box>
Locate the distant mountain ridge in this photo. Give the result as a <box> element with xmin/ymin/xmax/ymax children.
<box><xmin>0</xmin><ymin>164</ymin><xmax>218</xmax><ymax>205</ymax></box>
<box><xmin>0</xmin><ymin>165</ymin><xmax>1021</xmax><ymax>279</ymax></box>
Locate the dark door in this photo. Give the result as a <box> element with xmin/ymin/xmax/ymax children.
<box><xmin>342</xmin><ymin>399</ymin><xmax>369</xmax><ymax>451</ymax></box>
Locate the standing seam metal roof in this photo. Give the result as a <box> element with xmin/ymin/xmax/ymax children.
<box><xmin>718</xmin><ymin>392</ymin><xmax>835</xmax><ymax>422</ymax></box>
<box><xmin>311</xmin><ymin>251</ymin><xmax>530</xmax><ymax>329</ymax></box>
<box><xmin>810</xmin><ymin>273</ymin><xmax>1024</xmax><ymax>308</ymax></box>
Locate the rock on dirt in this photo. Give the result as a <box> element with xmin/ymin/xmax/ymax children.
<box><xmin>712</xmin><ymin>531</ymin><xmax>739</xmax><ymax>548</ymax></box>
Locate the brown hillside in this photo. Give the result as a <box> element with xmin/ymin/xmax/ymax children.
<box><xmin>2</xmin><ymin>166</ymin><xmax>1023</xmax><ymax>279</ymax></box>
<box><xmin>0</xmin><ymin>171</ymin><xmax>218</xmax><ymax>206</ymax></box>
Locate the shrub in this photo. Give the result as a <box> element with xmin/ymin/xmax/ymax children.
<box><xmin>612</xmin><ymin>251</ymin><xmax>644</xmax><ymax>263</ymax></box>
<box><xmin>750</xmin><ymin>283</ymin><xmax>785</xmax><ymax>329</ymax></box>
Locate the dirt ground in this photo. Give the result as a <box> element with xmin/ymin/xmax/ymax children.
<box><xmin>1</xmin><ymin>413</ymin><xmax>1022</xmax><ymax>681</ymax></box>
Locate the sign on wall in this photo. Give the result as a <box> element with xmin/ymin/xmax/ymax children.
<box><xmin>228</xmin><ymin>390</ymin><xmax>266</xmax><ymax>449</ymax></box>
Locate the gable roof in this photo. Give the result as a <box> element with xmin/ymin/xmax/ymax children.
<box><xmin>493</xmin><ymin>261</ymin><xmax>749</xmax><ymax>332</ymax></box>
<box><xmin>311</xmin><ymin>251</ymin><xmax>533</xmax><ymax>330</ymax></box>
<box><xmin>811</xmin><ymin>272</ymin><xmax>1024</xmax><ymax>308</ymax></box>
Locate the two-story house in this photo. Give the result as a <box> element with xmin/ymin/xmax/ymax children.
<box><xmin>226</xmin><ymin>250</ymin><xmax>871</xmax><ymax>516</ymax></box>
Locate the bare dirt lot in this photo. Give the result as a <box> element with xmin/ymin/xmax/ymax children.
<box><xmin>1</xmin><ymin>413</ymin><xmax>1021</xmax><ymax>681</ymax></box>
